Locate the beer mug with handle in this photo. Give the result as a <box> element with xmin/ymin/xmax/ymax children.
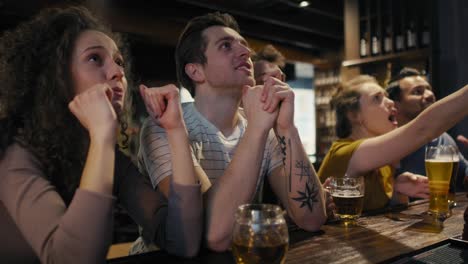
<box><xmin>232</xmin><ymin>204</ymin><xmax>289</xmax><ymax>264</ymax></box>
<box><xmin>329</xmin><ymin>175</ymin><xmax>365</xmax><ymax>226</ymax></box>
<box><xmin>425</xmin><ymin>145</ymin><xmax>454</xmax><ymax>221</ymax></box>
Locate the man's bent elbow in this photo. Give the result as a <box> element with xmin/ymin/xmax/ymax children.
<box><xmin>296</xmin><ymin>214</ymin><xmax>326</xmax><ymax>232</ymax></box>
<box><xmin>165</xmin><ymin>238</ymin><xmax>201</xmax><ymax>258</ymax></box>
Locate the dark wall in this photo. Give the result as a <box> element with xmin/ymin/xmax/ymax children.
<box><xmin>125</xmin><ymin>36</ymin><xmax>177</xmax><ymax>124</ymax></box>
<box><xmin>128</xmin><ymin>36</ymin><xmax>177</xmax><ymax>85</ymax></box>
<box><xmin>432</xmin><ymin>0</ymin><xmax>468</xmax><ymax>156</ymax></box>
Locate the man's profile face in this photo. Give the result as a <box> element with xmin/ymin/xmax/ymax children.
<box><xmin>199</xmin><ymin>26</ymin><xmax>254</xmax><ymax>91</ymax></box>
<box><xmin>396</xmin><ymin>76</ymin><xmax>435</xmax><ymax>120</ymax></box>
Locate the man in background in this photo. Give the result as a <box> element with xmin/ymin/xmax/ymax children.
<box><xmin>386</xmin><ymin>67</ymin><xmax>468</xmax><ymax>191</ymax></box>
<box><xmin>252</xmin><ymin>44</ymin><xmax>286</xmax><ymax>85</ymax></box>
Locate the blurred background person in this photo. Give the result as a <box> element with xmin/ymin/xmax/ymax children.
<box><xmin>318</xmin><ymin>75</ymin><xmax>468</xmax><ymax>211</ymax></box>
<box><xmin>386</xmin><ymin>67</ymin><xmax>467</xmax><ymax>191</ymax></box>
<box><xmin>252</xmin><ymin>44</ymin><xmax>286</xmax><ymax>85</ymax></box>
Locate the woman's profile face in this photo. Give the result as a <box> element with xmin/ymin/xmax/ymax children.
<box><xmin>357</xmin><ymin>83</ymin><xmax>398</xmax><ymax>137</ymax></box>
<box><xmin>70</xmin><ymin>30</ymin><xmax>127</xmax><ymax>113</ymax></box>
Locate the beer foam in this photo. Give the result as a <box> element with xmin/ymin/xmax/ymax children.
<box><xmin>425</xmin><ymin>158</ymin><xmax>453</xmax><ymax>163</ymax></box>
<box><xmin>331</xmin><ymin>190</ymin><xmax>363</xmax><ymax>197</ymax></box>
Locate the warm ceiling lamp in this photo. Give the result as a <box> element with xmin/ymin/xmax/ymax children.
<box><xmin>299</xmin><ymin>1</ymin><xmax>310</xmax><ymax>8</ymax></box>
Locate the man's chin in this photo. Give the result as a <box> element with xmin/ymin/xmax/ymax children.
<box><xmin>244</xmin><ymin>77</ymin><xmax>255</xmax><ymax>87</ymax></box>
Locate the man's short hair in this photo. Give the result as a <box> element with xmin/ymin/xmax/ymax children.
<box><xmin>175</xmin><ymin>12</ymin><xmax>240</xmax><ymax>97</ymax></box>
<box><xmin>251</xmin><ymin>44</ymin><xmax>285</xmax><ymax>68</ymax></box>
<box><xmin>386</xmin><ymin>67</ymin><xmax>422</xmax><ymax>101</ymax></box>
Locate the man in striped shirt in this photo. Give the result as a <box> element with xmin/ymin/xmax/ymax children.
<box><xmin>138</xmin><ymin>12</ymin><xmax>327</xmax><ymax>252</ymax></box>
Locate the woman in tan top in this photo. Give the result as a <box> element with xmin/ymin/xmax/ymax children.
<box><xmin>0</xmin><ymin>6</ymin><xmax>202</xmax><ymax>263</ymax></box>
<box><xmin>318</xmin><ymin>75</ymin><xmax>468</xmax><ymax>210</ymax></box>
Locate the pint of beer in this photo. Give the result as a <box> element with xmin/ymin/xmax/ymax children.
<box><xmin>329</xmin><ymin>175</ymin><xmax>365</xmax><ymax>224</ymax></box>
<box><xmin>425</xmin><ymin>146</ymin><xmax>454</xmax><ymax>220</ymax></box>
<box><xmin>232</xmin><ymin>204</ymin><xmax>289</xmax><ymax>264</ymax></box>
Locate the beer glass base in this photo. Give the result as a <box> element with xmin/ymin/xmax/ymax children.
<box><xmin>448</xmin><ymin>201</ymin><xmax>457</xmax><ymax>209</ymax></box>
<box><xmin>337</xmin><ymin>216</ymin><xmax>360</xmax><ymax>227</ymax></box>
<box><xmin>428</xmin><ymin>210</ymin><xmax>449</xmax><ymax>223</ymax></box>
<box><xmin>341</xmin><ymin>220</ymin><xmax>358</xmax><ymax>227</ymax></box>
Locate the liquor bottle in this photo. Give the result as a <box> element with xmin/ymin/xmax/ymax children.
<box><xmin>371</xmin><ymin>33</ymin><xmax>380</xmax><ymax>56</ymax></box>
<box><xmin>421</xmin><ymin>19</ymin><xmax>430</xmax><ymax>47</ymax></box>
<box><xmin>383</xmin><ymin>25</ymin><xmax>393</xmax><ymax>53</ymax></box>
<box><xmin>360</xmin><ymin>30</ymin><xmax>368</xmax><ymax>57</ymax></box>
<box><xmin>395</xmin><ymin>27</ymin><xmax>405</xmax><ymax>52</ymax></box>
<box><xmin>406</xmin><ymin>20</ymin><xmax>417</xmax><ymax>49</ymax></box>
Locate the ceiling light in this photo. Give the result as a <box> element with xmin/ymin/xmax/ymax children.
<box><xmin>299</xmin><ymin>1</ymin><xmax>310</xmax><ymax>8</ymax></box>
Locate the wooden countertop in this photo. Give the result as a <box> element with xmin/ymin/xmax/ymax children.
<box><xmin>286</xmin><ymin>193</ymin><xmax>467</xmax><ymax>263</ymax></box>
<box><xmin>109</xmin><ymin>193</ymin><xmax>468</xmax><ymax>264</ymax></box>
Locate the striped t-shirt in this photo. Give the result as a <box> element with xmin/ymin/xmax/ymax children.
<box><xmin>138</xmin><ymin>102</ymin><xmax>283</xmax><ymax>201</ymax></box>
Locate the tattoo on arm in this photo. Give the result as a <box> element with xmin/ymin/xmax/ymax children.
<box><xmin>278</xmin><ymin>135</ymin><xmax>292</xmax><ymax>192</ymax></box>
<box><xmin>292</xmin><ymin>181</ymin><xmax>319</xmax><ymax>212</ymax></box>
<box><xmin>295</xmin><ymin>160</ymin><xmax>312</xmax><ymax>182</ymax></box>
<box><xmin>278</xmin><ymin>134</ymin><xmax>319</xmax><ymax>212</ymax></box>
<box><xmin>278</xmin><ymin>135</ymin><xmax>287</xmax><ymax>165</ymax></box>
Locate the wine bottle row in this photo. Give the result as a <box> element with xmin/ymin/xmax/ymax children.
<box><xmin>359</xmin><ymin>0</ymin><xmax>430</xmax><ymax>58</ymax></box>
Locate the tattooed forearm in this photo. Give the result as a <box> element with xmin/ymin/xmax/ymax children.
<box><xmin>295</xmin><ymin>160</ymin><xmax>312</xmax><ymax>182</ymax></box>
<box><xmin>278</xmin><ymin>135</ymin><xmax>287</xmax><ymax>165</ymax></box>
<box><xmin>277</xmin><ymin>130</ymin><xmax>322</xmax><ymax>214</ymax></box>
<box><xmin>290</xmin><ymin>146</ymin><xmax>319</xmax><ymax>212</ymax></box>
<box><xmin>292</xmin><ymin>181</ymin><xmax>319</xmax><ymax>212</ymax></box>
<box><xmin>278</xmin><ymin>133</ymin><xmax>319</xmax><ymax>212</ymax></box>
<box><xmin>278</xmin><ymin>135</ymin><xmax>292</xmax><ymax>192</ymax></box>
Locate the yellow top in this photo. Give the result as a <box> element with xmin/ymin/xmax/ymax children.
<box><xmin>318</xmin><ymin>138</ymin><xmax>394</xmax><ymax>211</ymax></box>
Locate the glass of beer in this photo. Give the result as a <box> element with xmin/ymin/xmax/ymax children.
<box><xmin>232</xmin><ymin>204</ymin><xmax>289</xmax><ymax>264</ymax></box>
<box><xmin>447</xmin><ymin>145</ymin><xmax>460</xmax><ymax>208</ymax></box>
<box><xmin>329</xmin><ymin>175</ymin><xmax>365</xmax><ymax>226</ymax></box>
<box><xmin>425</xmin><ymin>145</ymin><xmax>454</xmax><ymax>221</ymax></box>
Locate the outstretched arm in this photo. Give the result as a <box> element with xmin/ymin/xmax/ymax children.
<box><xmin>348</xmin><ymin>85</ymin><xmax>468</xmax><ymax>176</ymax></box>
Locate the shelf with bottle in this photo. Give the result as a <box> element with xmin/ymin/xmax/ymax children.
<box><xmin>316</xmin><ymin>110</ymin><xmax>336</xmax><ymax>128</ymax></box>
<box><xmin>314</xmin><ymin>70</ymin><xmax>340</xmax><ymax>109</ymax></box>
<box><xmin>314</xmin><ymin>67</ymin><xmax>340</xmax><ymax>162</ymax></box>
<box><xmin>343</xmin><ymin>48</ymin><xmax>429</xmax><ymax>67</ymax></box>
<box><xmin>314</xmin><ymin>70</ymin><xmax>341</xmax><ymax>87</ymax></box>
<box><xmin>350</xmin><ymin>0</ymin><xmax>431</xmax><ymax>68</ymax></box>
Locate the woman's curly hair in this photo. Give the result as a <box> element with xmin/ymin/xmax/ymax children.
<box><xmin>0</xmin><ymin>6</ymin><xmax>134</xmax><ymax>204</ymax></box>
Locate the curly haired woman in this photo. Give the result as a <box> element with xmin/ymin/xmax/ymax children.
<box><xmin>0</xmin><ymin>6</ymin><xmax>201</xmax><ymax>263</ymax></box>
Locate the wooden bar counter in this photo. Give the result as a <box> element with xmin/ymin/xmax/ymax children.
<box><xmin>286</xmin><ymin>193</ymin><xmax>467</xmax><ymax>263</ymax></box>
<box><xmin>109</xmin><ymin>193</ymin><xmax>468</xmax><ymax>264</ymax></box>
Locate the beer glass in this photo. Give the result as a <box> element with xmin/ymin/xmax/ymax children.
<box><xmin>447</xmin><ymin>145</ymin><xmax>460</xmax><ymax>208</ymax></box>
<box><xmin>329</xmin><ymin>175</ymin><xmax>365</xmax><ymax>225</ymax></box>
<box><xmin>232</xmin><ymin>204</ymin><xmax>289</xmax><ymax>264</ymax></box>
<box><xmin>425</xmin><ymin>145</ymin><xmax>454</xmax><ymax>220</ymax></box>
